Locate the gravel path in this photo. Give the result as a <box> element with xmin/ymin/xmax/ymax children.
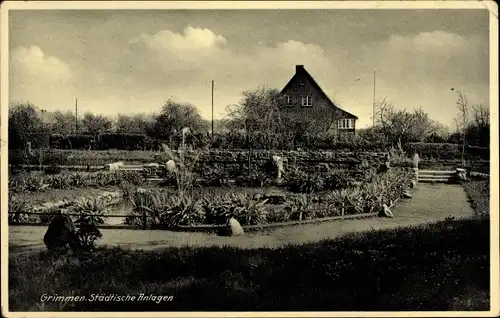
<box><xmin>9</xmin><ymin>184</ymin><xmax>474</xmax><ymax>253</ymax></box>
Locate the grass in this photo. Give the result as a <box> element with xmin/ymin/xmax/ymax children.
<box><xmin>462</xmin><ymin>179</ymin><xmax>490</xmax><ymax>218</ymax></box>
<box><xmin>9</xmin><ymin>217</ymin><xmax>489</xmax><ymax>311</ymax></box>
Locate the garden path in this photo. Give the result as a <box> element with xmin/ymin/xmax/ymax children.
<box><xmin>9</xmin><ymin>184</ymin><xmax>475</xmax><ymax>253</ymax></box>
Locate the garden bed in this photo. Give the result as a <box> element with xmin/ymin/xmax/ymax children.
<box><xmin>8</xmin><ymin>169</ymin><xmax>413</xmax><ymax>229</ymax></box>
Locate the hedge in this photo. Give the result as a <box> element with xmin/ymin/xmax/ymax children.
<box><xmin>403</xmin><ymin>142</ymin><xmax>489</xmax><ymax>160</ymax></box>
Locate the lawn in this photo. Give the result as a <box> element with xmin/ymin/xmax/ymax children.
<box><xmin>8</xmin><ymin>171</ymin><xmax>491</xmax><ymax>312</ymax></box>
<box><xmin>462</xmin><ymin>178</ymin><xmax>490</xmax><ymax>217</ymax></box>
<box><xmin>9</xmin><ymin>217</ymin><xmax>489</xmax><ymax>311</ymax></box>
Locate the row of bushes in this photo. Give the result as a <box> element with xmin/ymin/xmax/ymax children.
<box><xmin>124</xmin><ymin>169</ymin><xmax>413</xmax><ymax>227</ymax></box>
<box><xmin>404</xmin><ymin>142</ymin><xmax>489</xmax><ymax>160</ymax></box>
<box><xmin>8</xmin><ymin>171</ymin><xmax>145</xmax><ymax>194</ymax></box>
<box><xmin>7</xmin><ymin>162</ymin><xmax>371</xmax><ymax>195</ymax></box>
<box><xmin>49</xmin><ymin>133</ymin><xmax>164</xmax><ymax>151</ymax></box>
<box><xmin>19</xmin><ymin>131</ymin><xmax>387</xmax><ymax>151</ymax></box>
<box><xmin>9</xmin><ymin>143</ymin><xmax>489</xmax><ymax>170</ymax></box>
<box><xmin>15</xmin><ymin>131</ymin><xmax>490</xmax><ymax>159</ymax></box>
<box><xmin>7</xmin><ymin>168</ymin><xmax>412</xmax><ymax>227</ymax></box>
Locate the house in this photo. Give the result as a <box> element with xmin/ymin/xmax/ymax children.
<box><xmin>279</xmin><ymin>65</ymin><xmax>358</xmax><ymax>135</ymax></box>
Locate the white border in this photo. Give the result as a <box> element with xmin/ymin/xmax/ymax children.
<box><xmin>1</xmin><ymin>1</ymin><xmax>498</xmax><ymax>317</ymax></box>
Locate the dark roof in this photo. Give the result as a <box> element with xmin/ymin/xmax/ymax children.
<box><xmin>280</xmin><ymin>65</ymin><xmax>358</xmax><ymax>120</ymax></box>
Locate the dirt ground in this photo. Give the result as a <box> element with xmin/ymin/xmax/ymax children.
<box><xmin>9</xmin><ymin>184</ymin><xmax>475</xmax><ymax>253</ymax></box>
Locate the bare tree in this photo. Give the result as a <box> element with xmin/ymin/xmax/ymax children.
<box><xmin>82</xmin><ymin>112</ymin><xmax>113</xmax><ymax>136</ymax></box>
<box><xmin>374</xmin><ymin>98</ymin><xmax>415</xmax><ymax>150</ymax></box>
<box><xmin>453</xmin><ymin>91</ymin><xmax>469</xmax><ymax>165</ymax></box>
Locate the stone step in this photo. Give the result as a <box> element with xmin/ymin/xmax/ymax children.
<box><xmin>418</xmin><ymin>178</ymin><xmax>454</xmax><ymax>183</ymax></box>
<box><xmin>418</xmin><ymin>174</ymin><xmax>455</xmax><ymax>179</ymax></box>
<box><xmin>418</xmin><ymin>170</ymin><xmax>456</xmax><ymax>175</ymax></box>
<box><xmin>418</xmin><ymin>174</ymin><xmax>455</xmax><ymax>178</ymax></box>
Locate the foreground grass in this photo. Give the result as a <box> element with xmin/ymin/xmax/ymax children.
<box><xmin>9</xmin><ymin>217</ymin><xmax>489</xmax><ymax>312</ymax></box>
<box><xmin>462</xmin><ymin>179</ymin><xmax>490</xmax><ymax>217</ymax></box>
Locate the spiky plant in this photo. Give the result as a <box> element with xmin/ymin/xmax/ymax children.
<box><xmin>72</xmin><ymin>195</ymin><xmax>114</xmax><ymax>251</ymax></box>
<box><xmin>8</xmin><ymin>194</ymin><xmax>35</xmax><ymax>224</ymax></box>
<box><xmin>284</xmin><ymin>193</ymin><xmax>315</xmax><ymax>220</ymax></box>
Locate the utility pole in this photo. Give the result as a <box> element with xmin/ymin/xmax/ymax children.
<box><xmin>75</xmin><ymin>97</ymin><xmax>78</xmax><ymax>134</ymax></box>
<box><xmin>211</xmin><ymin>80</ymin><xmax>214</xmax><ymax>137</ymax></box>
<box><xmin>372</xmin><ymin>71</ymin><xmax>376</xmax><ymax>127</ymax></box>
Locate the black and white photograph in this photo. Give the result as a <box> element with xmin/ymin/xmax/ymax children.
<box><xmin>1</xmin><ymin>0</ymin><xmax>498</xmax><ymax>316</ymax></box>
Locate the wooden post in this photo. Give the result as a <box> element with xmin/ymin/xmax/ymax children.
<box><xmin>341</xmin><ymin>203</ymin><xmax>345</xmax><ymax>219</ymax></box>
<box><xmin>142</xmin><ymin>211</ymin><xmax>147</xmax><ymax>230</ymax></box>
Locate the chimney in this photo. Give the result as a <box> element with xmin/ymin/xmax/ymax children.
<box><xmin>296</xmin><ymin>65</ymin><xmax>304</xmax><ymax>73</ymax></box>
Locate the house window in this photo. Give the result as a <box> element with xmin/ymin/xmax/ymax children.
<box><xmin>338</xmin><ymin>119</ymin><xmax>354</xmax><ymax>129</ymax></box>
<box><xmin>301</xmin><ymin>96</ymin><xmax>312</xmax><ymax>107</ymax></box>
<box><xmin>285</xmin><ymin>95</ymin><xmax>293</xmax><ymax>106</ymax></box>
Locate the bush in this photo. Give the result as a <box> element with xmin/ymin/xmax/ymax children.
<box><xmin>97</xmin><ymin>133</ymin><xmax>148</xmax><ymax>151</ymax></box>
<box><xmin>72</xmin><ymin>195</ymin><xmax>115</xmax><ymax>251</ymax></box>
<box><xmin>403</xmin><ymin>142</ymin><xmax>489</xmax><ymax>160</ymax></box>
<box><xmin>202</xmin><ymin>193</ymin><xmax>268</xmax><ymax>226</ymax></box>
<box><xmin>8</xmin><ymin>170</ymin><xmax>145</xmax><ymax>194</ymax></box>
<box><xmin>58</xmin><ymin>134</ymin><xmax>94</xmax><ymax>150</ymax></box>
<box><xmin>128</xmin><ymin>189</ymin><xmax>205</xmax><ymax>228</ymax></box>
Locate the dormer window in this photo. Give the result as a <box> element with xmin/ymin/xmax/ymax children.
<box><xmin>285</xmin><ymin>95</ymin><xmax>293</xmax><ymax>106</ymax></box>
<box><xmin>301</xmin><ymin>96</ymin><xmax>312</xmax><ymax>107</ymax></box>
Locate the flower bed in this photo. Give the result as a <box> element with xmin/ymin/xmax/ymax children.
<box><xmin>8</xmin><ymin>192</ymin><xmax>121</xmax><ymax>225</ymax></box>
<box><xmin>8</xmin><ymin>170</ymin><xmax>145</xmax><ymax>194</ymax></box>
<box><xmin>125</xmin><ymin>169</ymin><xmax>413</xmax><ymax>228</ymax></box>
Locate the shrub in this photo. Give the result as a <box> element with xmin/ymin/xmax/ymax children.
<box><xmin>197</xmin><ymin>166</ymin><xmax>231</xmax><ymax>187</ymax></box>
<box><xmin>284</xmin><ymin>194</ymin><xmax>315</xmax><ymax>220</ymax></box>
<box><xmin>127</xmin><ymin>189</ymin><xmax>205</xmax><ymax>228</ymax></box>
<box><xmin>403</xmin><ymin>142</ymin><xmax>489</xmax><ymax>160</ymax></box>
<box><xmin>202</xmin><ymin>193</ymin><xmax>268</xmax><ymax>226</ymax></box>
<box><xmin>8</xmin><ymin>170</ymin><xmax>145</xmax><ymax>193</ymax></box>
<box><xmin>8</xmin><ymin>195</ymin><xmax>35</xmax><ymax>224</ymax></box>
<box><xmin>285</xmin><ymin>169</ymin><xmax>325</xmax><ymax>193</ymax></box>
<box><xmin>72</xmin><ymin>195</ymin><xmax>115</xmax><ymax>251</ymax></box>
<box><xmin>97</xmin><ymin>133</ymin><xmax>148</xmax><ymax>151</ymax></box>
<box><xmin>159</xmin><ymin>194</ymin><xmax>205</xmax><ymax>227</ymax></box>
<box><xmin>325</xmin><ymin>169</ymin><xmax>413</xmax><ymax>216</ymax></box>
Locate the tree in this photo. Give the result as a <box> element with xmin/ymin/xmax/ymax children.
<box><xmin>150</xmin><ymin>100</ymin><xmax>205</xmax><ymax>139</ymax></box>
<box><xmin>226</xmin><ymin>87</ymin><xmax>282</xmax><ymax>133</ymax></box>
<box><xmin>82</xmin><ymin>112</ymin><xmax>113</xmax><ymax>136</ymax></box>
<box><xmin>466</xmin><ymin>103</ymin><xmax>489</xmax><ymax>147</ymax></box>
<box><xmin>374</xmin><ymin>98</ymin><xmax>415</xmax><ymax>150</ymax></box>
<box><xmin>8</xmin><ymin>103</ymin><xmax>44</xmax><ymax>149</ymax></box>
<box><xmin>49</xmin><ymin>110</ymin><xmax>77</xmax><ymax>135</ymax></box>
<box><xmin>115</xmin><ymin>113</ymin><xmax>151</xmax><ymax>134</ymax></box>
<box><xmin>373</xmin><ymin>98</ymin><xmax>444</xmax><ymax>149</ymax></box>
<box><xmin>407</xmin><ymin>107</ymin><xmax>441</xmax><ymax>142</ymax></box>
<box><xmin>453</xmin><ymin>91</ymin><xmax>469</xmax><ymax>165</ymax></box>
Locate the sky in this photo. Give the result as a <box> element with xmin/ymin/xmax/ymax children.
<box><xmin>8</xmin><ymin>7</ymin><xmax>490</xmax><ymax>129</ymax></box>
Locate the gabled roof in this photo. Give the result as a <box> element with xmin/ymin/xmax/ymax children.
<box><xmin>280</xmin><ymin>65</ymin><xmax>358</xmax><ymax>120</ymax></box>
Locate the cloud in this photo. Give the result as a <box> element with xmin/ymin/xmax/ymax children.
<box><xmin>9</xmin><ymin>27</ymin><xmax>488</xmax><ymax>130</ymax></box>
<box><xmin>130</xmin><ymin>26</ymin><xmax>227</xmax><ymax>51</ymax></box>
<box><xmin>387</xmin><ymin>30</ymin><xmax>469</xmax><ymax>56</ymax></box>
<box><xmin>343</xmin><ymin>30</ymin><xmax>489</xmax><ymax>127</ymax></box>
<box><xmin>85</xmin><ymin>26</ymin><xmax>335</xmax><ymax>119</ymax></box>
<box><xmin>9</xmin><ymin>46</ymin><xmax>75</xmax><ymax>109</ymax></box>
<box><xmin>125</xmin><ymin>27</ymin><xmax>329</xmax><ymax>77</ymax></box>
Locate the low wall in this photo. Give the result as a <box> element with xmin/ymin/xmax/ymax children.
<box><xmin>157</xmin><ymin>150</ymin><xmax>389</xmax><ymax>174</ymax></box>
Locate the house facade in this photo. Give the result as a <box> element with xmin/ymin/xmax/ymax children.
<box><xmin>279</xmin><ymin>65</ymin><xmax>358</xmax><ymax>136</ymax></box>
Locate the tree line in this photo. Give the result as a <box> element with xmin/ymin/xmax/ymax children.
<box><xmin>8</xmin><ymin>87</ymin><xmax>490</xmax><ymax>151</ymax></box>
